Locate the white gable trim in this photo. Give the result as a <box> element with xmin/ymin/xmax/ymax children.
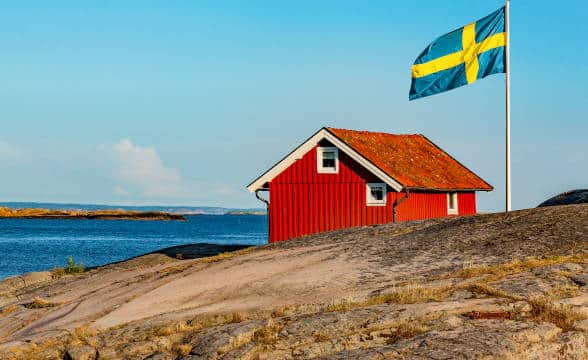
<box><xmin>247</xmin><ymin>128</ymin><xmax>404</xmax><ymax>192</ymax></box>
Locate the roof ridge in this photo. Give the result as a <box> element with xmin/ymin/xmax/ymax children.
<box><xmin>248</xmin><ymin>127</ymin><xmax>493</xmax><ymax>192</ymax></box>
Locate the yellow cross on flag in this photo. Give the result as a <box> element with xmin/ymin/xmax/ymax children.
<box><xmin>409</xmin><ymin>7</ymin><xmax>507</xmax><ymax>100</ymax></box>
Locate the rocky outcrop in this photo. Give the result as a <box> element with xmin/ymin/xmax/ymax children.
<box><xmin>0</xmin><ymin>204</ymin><xmax>587</xmax><ymax>359</ymax></box>
<box><xmin>538</xmin><ymin>189</ymin><xmax>588</xmax><ymax>207</ymax></box>
<box><xmin>64</xmin><ymin>345</ymin><xmax>97</xmax><ymax>360</ymax></box>
<box><xmin>0</xmin><ymin>271</ymin><xmax>53</xmax><ymax>307</ymax></box>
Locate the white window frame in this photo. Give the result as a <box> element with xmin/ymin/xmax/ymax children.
<box><xmin>366</xmin><ymin>183</ymin><xmax>387</xmax><ymax>206</ymax></box>
<box><xmin>317</xmin><ymin>147</ymin><xmax>339</xmax><ymax>174</ymax></box>
<box><xmin>447</xmin><ymin>192</ymin><xmax>458</xmax><ymax>215</ymax></box>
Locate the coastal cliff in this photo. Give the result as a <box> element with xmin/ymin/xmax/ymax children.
<box><xmin>0</xmin><ymin>207</ymin><xmax>186</xmax><ymax>221</ymax></box>
<box><xmin>0</xmin><ymin>204</ymin><xmax>587</xmax><ymax>359</ymax></box>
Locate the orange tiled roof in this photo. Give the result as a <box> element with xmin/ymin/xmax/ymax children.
<box><xmin>327</xmin><ymin>128</ymin><xmax>492</xmax><ymax>191</ymax></box>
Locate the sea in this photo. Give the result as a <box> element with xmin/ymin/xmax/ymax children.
<box><xmin>0</xmin><ymin>203</ymin><xmax>267</xmax><ymax>280</ymax></box>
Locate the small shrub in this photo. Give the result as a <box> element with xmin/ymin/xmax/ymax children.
<box><xmin>253</xmin><ymin>321</ymin><xmax>281</xmax><ymax>346</ymax></box>
<box><xmin>24</xmin><ymin>297</ymin><xmax>58</xmax><ymax>309</ymax></box>
<box><xmin>65</xmin><ymin>256</ymin><xmax>84</xmax><ymax>274</ymax></box>
<box><xmin>174</xmin><ymin>344</ymin><xmax>192</xmax><ymax>356</ymax></box>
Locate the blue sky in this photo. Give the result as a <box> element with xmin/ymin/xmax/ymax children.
<box><xmin>0</xmin><ymin>0</ymin><xmax>586</xmax><ymax>210</ymax></box>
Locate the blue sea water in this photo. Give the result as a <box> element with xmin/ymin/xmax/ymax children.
<box><xmin>0</xmin><ymin>215</ymin><xmax>267</xmax><ymax>280</ymax></box>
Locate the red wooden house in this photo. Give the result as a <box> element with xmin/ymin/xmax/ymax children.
<box><xmin>248</xmin><ymin>127</ymin><xmax>493</xmax><ymax>243</ymax></box>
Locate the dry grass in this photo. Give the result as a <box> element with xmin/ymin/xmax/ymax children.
<box><xmin>461</xmin><ymin>282</ymin><xmax>586</xmax><ymax>331</ymax></box>
<box><xmin>461</xmin><ymin>282</ymin><xmax>514</xmax><ymax>299</ymax></box>
<box><xmin>51</xmin><ymin>267</ymin><xmax>67</xmax><ymax>278</ymax></box>
<box><xmin>174</xmin><ymin>344</ymin><xmax>193</xmax><ymax>356</ymax></box>
<box><xmin>253</xmin><ymin>321</ymin><xmax>282</xmax><ymax>346</ymax></box>
<box><xmin>0</xmin><ymin>304</ymin><xmax>19</xmax><ymax>317</ymax></box>
<box><xmin>229</xmin><ymin>312</ymin><xmax>247</xmax><ymax>323</ymax></box>
<box><xmin>157</xmin><ymin>262</ymin><xmax>193</xmax><ymax>277</ymax></box>
<box><xmin>453</xmin><ymin>253</ymin><xmax>588</xmax><ymax>281</ymax></box>
<box><xmin>68</xmin><ymin>326</ymin><xmax>98</xmax><ymax>347</ymax></box>
<box><xmin>527</xmin><ymin>296</ymin><xmax>587</xmax><ymax>331</ymax></box>
<box><xmin>271</xmin><ymin>306</ymin><xmax>287</xmax><ymax>318</ymax></box>
<box><xmin>193</xmin><ymin>312</ymin><xmax>249</xmax><ymax>329</ymax></box>
<box><xmin>154</xmin><ymin>312</ymin><xmax>249</xmax><ymax>338</ymax></box>
<box><xmin>326</xmin><ymin>297</ymin><xmax>355</xmax><ymax>312</ymax></box>
<box><xmin>366</xmin><ymin>284</ymin><xmax>451</xmax><ymax>305</ymax></box>
<box><xmin>545</xmin><ymin>283</ymin><xmax>581</xmax><ymax>300</ymax></box>
<box><xmin>156</xmin><ymin>320</ymin><xmax>196</xmax><ymax>336</ymax></box>
<box><xmin>325</xmin><ymin>284</ymin><xmax>452</xmax><ymax>314</ymax></box>
<box><xmin>6</xmin><ymin>338</ymin><xmax>66</xmax><ymax>360</ymax></box>
<box><xmin>313</xmin><ymin>331</ymin><xmax>331</xmax><ymax>342</ymax></box>
<box><xmin>5</xmin><ymin>327</ymin><xmax>98</xmax><ymax>359</ymax></box>
<box><xmin>387</xmin><ymin>319</ymin><xmax>430</xmax><ymax>344</ymax></box>
<box><xmin>24</xmin><ymin>297</ymin><xmax>59</xmax><ymax>309</ymax></box>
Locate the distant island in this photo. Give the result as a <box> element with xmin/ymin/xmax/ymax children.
<box><xmin>0</xmin><ymin>202</ymin><xmax>266</xmax><ymax>216</ymax></box>
<box><xmin>224</xmin><ymin>210</ymin><xmax>266</xmax><ymax>215</ymax></box>
<box><xmin>0</xmin><ymin>207</ymin><xmax>185</xmax><ymax>221</ymax></box>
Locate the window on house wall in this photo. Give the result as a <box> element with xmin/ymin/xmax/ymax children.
<box><xmin>447</xmin><ymin>192</ymin><xmax>458</xmax><ymax>214</ymax></box>
<box><xmin>366</xmin><ymin>183</ymin><xmax>387</xmax><ymax>206</ymax></box>
<box><xmin>317</xmin><ymin>147</ymin><xmax>339</xmax><ymax>173</ymax></box>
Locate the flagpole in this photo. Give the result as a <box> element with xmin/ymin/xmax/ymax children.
<box><xmin>505</xmin><ymin>0</ymin><xmax>511</xmax><ymax>212</ymax></box>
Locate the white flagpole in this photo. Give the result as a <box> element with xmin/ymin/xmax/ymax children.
<box><xmin>505</xmin><ymin>0</ymin><xmax>511</xmax><ymax>212</ymax></box>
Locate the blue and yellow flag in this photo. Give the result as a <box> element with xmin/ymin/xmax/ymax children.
<box><xmin>409</xmin><ymin>7</ymin><xmax>506</xmax><ymax>100</ymax></box>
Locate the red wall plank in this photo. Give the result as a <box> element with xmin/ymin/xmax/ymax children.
<box><xmin>458</xmin><ymin>192</ymin><xmax>477</xmax><ymax>215</ymax></box>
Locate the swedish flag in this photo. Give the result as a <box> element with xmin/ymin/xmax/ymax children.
<box><xmin>409</xmin><ymin>7</ymin><xmax>506</xmax><ymax>100</ymax></box>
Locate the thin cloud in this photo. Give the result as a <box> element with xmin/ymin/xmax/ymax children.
<box><xmin>111</xmin><ymin>139</ymin><xmax>187</xmax><ymax>198</ymax></box>
<box><xmin>0</xmin><ymin>141</ymin><xmax>19</xmax><ymax>159</ymax></box>
<box><xmin>113</xmin><ymin>186</ymin><xmax>129</xmax><ymax>196</ymax></box>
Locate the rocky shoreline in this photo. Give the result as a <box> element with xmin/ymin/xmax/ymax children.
<box><xmin>0</xmin><ymin>207</ymin><xmax>186</xmax><ymax>221</ymax></box>
<box><xmin>0</xmin><ymin>243</ymin><xmax>252</xmax><ymax>309</ymax></box>
<box><xmin>0</xmin><ymin>204</ymin><xmax>586</xmax><ymax>359</ymax></box>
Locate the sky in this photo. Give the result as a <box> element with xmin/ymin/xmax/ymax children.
<box><xmin>0</xmin><ymin>0</ymin><xmax>586</xmax><ymax>210</ymax></box>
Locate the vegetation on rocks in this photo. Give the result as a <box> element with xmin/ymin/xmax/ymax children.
<box><xmin>23</xmin><ymin>297</ymin><xmax>59</xmax><ymax>309</ymax></box>
<box><xmin>0</xmin><ymin>206</ymin><xmax>185</xmax><ymax>221</ymax></box>
<box><xmin>51</xmin><ymin>256</ymin><xmax>85</xmax><ymax>278</ymax></box>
